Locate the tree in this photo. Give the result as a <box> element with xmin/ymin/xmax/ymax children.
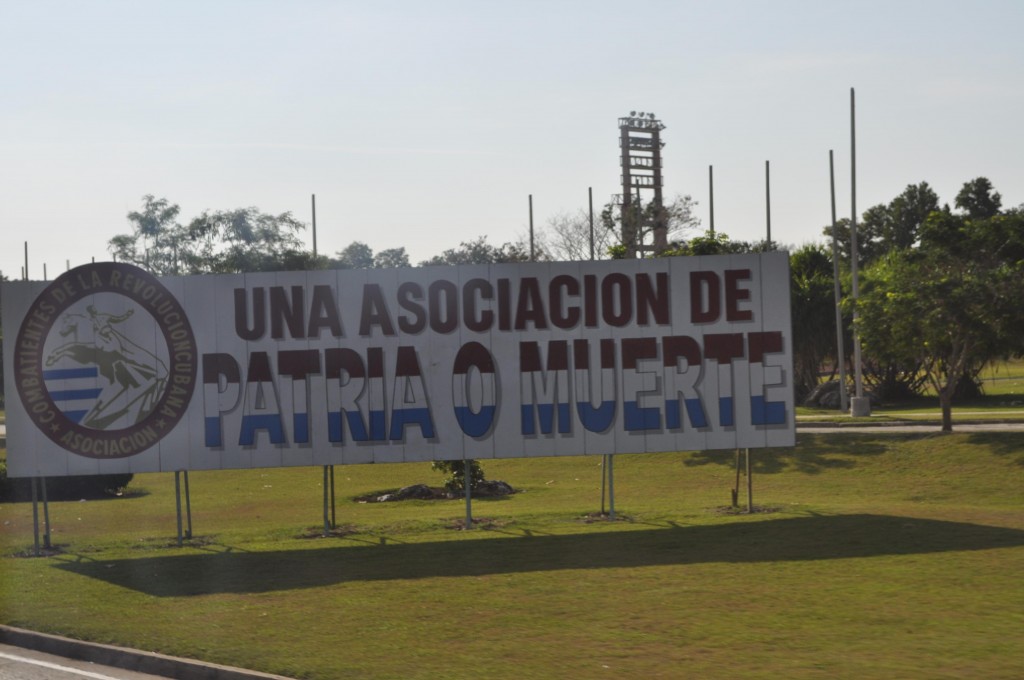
<box><xmin>857</xmin><ymin>202</ymin><xmax>1024</xmax><ymax>431</ymax></box>
<box><xmin>537</xmin><ymin>209</ymin><xmax>615</xmax><ymax>261</ymax></box>
<box><xmin>886</xmin><ymin>182</ymin><xmax>939</xmax><ymax>250</ymax></box>
<box><xmin>109</xmin><ymin>196</ymin><xmax>311</xmax><ymax>275</ymax></box>
<box><xmin>185</xmin><ymin>207</ymin><xmax>308</xmax><ymax>273</ymax></box>
<box><xmin>955</xmin><ymin>177</ymin><xmax>1002</xmax><ymax>219</ymax></box>
<box><xmin>374</xmin><ymin>247</ymin><xmax>411</xmax><ymax>269</ymax></box>
<box><xmin>431</xmin><ymin>459</ymin><xmax>485</xmax><ymax>495</ymax></box>
<box><xmin>333</xmin><ymin>241</ymin><xmax>375</xmax><ymax>269</ymax></box>
<box><xmin>821</xmin><ymin>183</ymin><xmax>941</xmax><ymax>400</ymax></box>
<box><xmin>420</xmin><ymin>236</ymin><xmax>531</xmax><ymax>266</ymax></box>
<box><xmin>827</xmin><ymin>183</ymin><xmax>939</xmax><ymax>267</ymax></box>
<box><xmin>601</xmin><ymin>193</ymin><xmax>701</xmax><ymax>257</ymax></box>
<box><xmin>331</xmin><ymin>243</ymin><xmax>411</xmax><ymax>269</ymax></box>
<box><xmin>789</xmin><ymin>244</ymin><xmax>839</xmax><ymax>402</ymax></box>
<box><xmin>109</xmin><ymin>195</ymin><xmax>185</xmax><ymax>276</ymax></box>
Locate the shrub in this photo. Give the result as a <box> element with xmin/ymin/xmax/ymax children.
<box><xmin>0</xmin><ymin>464</ymin><xmax>133</xmax><ymax>502</ymax></box>
<box><xmin>431</xmin><ymin>459</ymin><xmax>485</xmax><ymax>495</ymax></box>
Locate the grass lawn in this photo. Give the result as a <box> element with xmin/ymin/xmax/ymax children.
<box><xmin>799</xmin><ymin>358</ymin><xmax>1024</xmax><ymax>422</ymax></box>
<box><xmin>2</xmin><ymin>433</ymin><xmax>1023</xmax><ymax>679</ymax></box>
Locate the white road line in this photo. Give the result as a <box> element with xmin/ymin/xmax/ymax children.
<box><xmin>0</xmin><ymin>651</ymin><xmax>125</xmax><ymax>680</ymax></box>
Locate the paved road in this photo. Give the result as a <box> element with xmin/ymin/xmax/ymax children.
<box><xmin>0</xmin><ymin>644</ymin><xmax>167</xmax><ymax>680</ymax></box>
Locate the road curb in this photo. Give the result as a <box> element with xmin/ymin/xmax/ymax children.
<box><xmin>0</xmin><ymin>625</ymin><xmax>294</xmax><ymax>680</ymax></box>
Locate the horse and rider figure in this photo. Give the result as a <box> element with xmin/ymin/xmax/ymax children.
<box><xmin>46</xmin><ymin>304</ymin><xmax>169</xmax><ymax>430</ymax></box>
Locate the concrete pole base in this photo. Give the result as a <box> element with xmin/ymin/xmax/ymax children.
<box><xmin>850</xmin><ymin>396</ymin><xmax>872</xmax><ymax>417</ymax></box>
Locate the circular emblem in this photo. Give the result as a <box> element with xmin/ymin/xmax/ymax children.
<box><xmin>13</xmin><ymin>262</ymin><xmax>197</xmax><ymax>459</ymax></box>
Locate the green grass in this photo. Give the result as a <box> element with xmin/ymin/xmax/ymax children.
<box><xmin>2</xmin><ymin>433</ymin><xmax>1024</xmax><ymax>679</ymax></box>
<box><xmin>798</xmin><ymin>358</ymin><xmax>1024</xmax><ymax>421</ymax></box>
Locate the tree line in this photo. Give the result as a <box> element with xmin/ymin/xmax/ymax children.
<box><xmin>1</xmin><ymin>179</ymin><xmax>1020</xmax><ymax>436</ymax></box>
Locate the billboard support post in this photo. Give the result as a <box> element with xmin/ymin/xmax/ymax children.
<box><xmin>464</xmin><ymin>460</ymin><xmax>473</xmax><ymax>529</ymax></box>
<box><xmin>174</xmin><ymin>471</ymin><xmax>183</xmax><ymax>547</ymax></box>
<box><xmin>183</xmin><ymin>471</ymin><xmax>192</xmax><ymax>539</ymax></box>
<box><xmin>608</xmin><ymin>455</ymin><xmax>616</xmax><ymax>520</ymax></box>
<box><xmin>732</xmin><ymin>449</ymin><xmax>741</xmax><ymax>508</ymax></box>
<box><xmin>31</xmin><ymin>478</ymin><xmax>40</xmax><ymax>557</ymax></box>
<box><xmin>600</xmin><ymin>456</ymin><xmax>607</xmax><ymax>515</ymax></box>
<box><xmin>322</xmin><ymin>467</ymin><xmax>330</xmax><ymax>536</ymax></box>
<box><xmin>746</xmin><ymin>448</ymin><xmax>754</xmax><ymax>513</ymax></box>
<box><xmin>41</xmin><ymin>477</ymin><xmax>51</xmax><ymax>549</ymax></box>
<box><xmin>330</xmin><ymin>466</ymin><xmax>336</xmax><ymax>529</ymax></box>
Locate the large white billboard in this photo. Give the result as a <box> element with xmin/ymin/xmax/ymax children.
<box><xmin>2</xmin><ymin>253</ymin><xmax>794</xmax><ymax>477</ymax></box>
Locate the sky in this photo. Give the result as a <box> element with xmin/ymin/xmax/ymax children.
<box><xmin>2</xmin><ymin>0</ymin><xmax>1022</xmax><ymax>280</ymax></box>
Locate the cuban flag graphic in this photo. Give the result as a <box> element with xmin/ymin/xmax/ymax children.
<box><xmin>42</xmin><ymin>366</ymin><xmax>103</xmax><ymax>425</ymax></box>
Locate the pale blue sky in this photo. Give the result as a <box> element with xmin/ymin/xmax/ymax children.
<box><xmin>2</xmin><ymin>0</ymin><xmax>1022</xmax><ymax>278</ymax></box>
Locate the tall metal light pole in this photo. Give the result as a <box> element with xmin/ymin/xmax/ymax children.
<box><xmin>849</xmin><ymin>87</ymin><xmax>870</xmax><ymax>416</ymax></box>
<box><xmin>829</xmin><ymin>150</ymin><xmax>850</xmax><ymax>413</ymax></box>
<box><xmin>765</xmin><ymin>160</ymin><xmax>772</xmax><ymax>244</ymax></box>
<box><xmin>709</xmin><ymin>165</ymin><xmax>715</xmax><ymax>235</ymax></box>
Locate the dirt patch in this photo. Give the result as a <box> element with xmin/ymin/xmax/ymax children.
<box><xmin>710</xmin><ymin>504</ymin><xmax>782</xmax><ymax>515</ymax></box>
<box><xmin>443</xmin><ymin>517</ymin><xmax>512</xmax><ymax>531</ymax></box>
<box><xmin>577</xmin><ymin>511</ymin><xmax>633</xmax><ymax>524</ymax></box>
<box><xmin>298</xmin><ymin>524</ymin><xmax>360</xmax><ymax>539</ymax></box>
<box><xmin>355</xmin><ymin>481</ymin><xmax>515</xmax><ymax>503</ymax></box>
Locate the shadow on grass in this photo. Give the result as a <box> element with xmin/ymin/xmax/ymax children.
<box><xmin>51</xmin><ymin>514</ymin><xmax>1024</xmax><ymax>596</ymax></box>
<box><xmin>683</xmin><ymin>433</ymin><xmax>895</xmax><ymax>474</ymax></box>
<box><xmin>966</xmin><ymin>432</ymin><xmax>1024</xmax><ymax>466</ymax></box>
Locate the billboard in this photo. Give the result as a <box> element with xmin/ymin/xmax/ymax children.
<box><xmin>2</xmin><ymin>253</ymin><xmax>794</xmax><ymax>477</ymax></box>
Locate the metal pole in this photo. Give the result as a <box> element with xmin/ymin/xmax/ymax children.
<box><xmin>588</xmin><ymin>187</ymin><xmax>595</xmax><ymax>261</ymax></box>
<box><xmin>600</xmin><ymin>456</ymin><xmax>607</xmax><ymax>515</ymax></box>
<box><xmin>41</xmin><ymin>478</ymin><xmax>51</xmax><ymax>549</ymax></box>
<box><xmin>745</xmin><ymin>448</ymin><xmax>753</xmax><ymax>513</ymax></box>
<box><xmin>322</xmin><ymin>466</ymin><xmax>330</xmax><ymax>536</ymax></box>
<box><xmin>850</xmin><ymin>88</ymin><xmax>863</xmax><ymax>398</ymax></box>
<box><xmin>849</xmin><ymin>87</ymin><xmax>870</xmax><ymax>415</ymax></box>
<box><xmin>608</xmin><ymin>455</ymin><xmax>616</xmax><ymax>520</ymax></box>
<box><xmin>24</xmin><ymin>241</ymin><xmax>28</xmax><ymax>280</ymax></box>
<box><xmin>732</xmin><ymin>449</ymin><xmax>741</xmax><ymax>507</ymax></box>
<box><xmin>330</xmin><ymin>465</ymin><xmax>336</xmax><ymax>529</ymax></box>
<box><xmin>31</xmin><ymin>478</ymin><xmax>40</xmax><ymax>557</ymax></box>
<box><xmin>183</xmin><ymin>470</ymin><xmax>192</xmax><ymax>539</ymax></box>
<box><xmin>709</xmin><ymin>165</ymin><xmax>715</xmax><ymax>235</ymax></box>
<box><xmin>765</xmin><ymin>160</ymin><xmax>771</xmax><ymax>244</ymax></box>
<box><xmin>464</xmin><ymin>459</ymin><xmax>473</xmax><ymax>529</ymax></box>
<box><xmin>311</xmin><ymin>194</ymin><xmax>318</xmax><ymax>260</ymax></box>
<box><xmin>829</xmin><ymin>150</ymin><xmax>850</xmax><ymax>412</ymax></box>
<box><xmin>43</xmin><ymin>263</ymin><xmax>47</xmax><ymax>281</ymax></box>
<box><xmin>529</xmin><ymin>194</ymin><xmax>535</xmax><ymax>262</ymax></box>
<box><xmin>174</xmin><ymin>471</ymin><xmax>183</xmax><ymax>547</ymax></box>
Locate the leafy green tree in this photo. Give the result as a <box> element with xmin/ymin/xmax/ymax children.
<box><xmin>828</xmin><ymin>183</ymin><xmax>939</xmax><ymax>267</ymax></box>
<box><xmin>659</xmin><ymin>230</ymin><xmax>757</xmax><ymax>257</ymax></box>
<box><xmin>886</xmin><ymin>182</ymin><xmax>939</xmax><ymax>249</ymax></box>
<box><xmin>420</xmin><ymin>236</ymin><xmax>531</xmax><ymax>266</ymax></box>
<box><xmin>373</xmin><ymin>247</ymin><xmax>411</xmax><ymax>269</ymax></box>
<box><xmin>109</xmin><ymin>195</ymin><xmax>185</xmax><ymax>275</ymax></box>
<box><xmin>431</xmin><ymin>459</ymin><xmax>485</xmax><ymax>495</ymax></box>
<box><xmin>955</xmin><ymin>177</ymin><xmax>1002</xmax><ymax>219</ymax></box>
<box><xmin>857</xmin><ymin>196</ymin><xmax>1024</xmax><ymax>431</ymax></box>
<box><xmin>109</xmin><ymin>196</ymin><xmax>311</xmax><ymax>274</ymax></box>
<box><xmin>789</xmin><ymin>244</ymin><xmax>839</xmax><ymax>402</ymax></box>
<box><xmin>332</xmin><ymin>241</ymin><xmax>375</xmax><ymax>269</ymax></box>
<box><xmin>332</xmin><ymin>243</ymin><xmax>411</xmax><ymax>269</ymax></box>
<box><xmin>183</xmin><ymin>207</ymin><xmax>308</xmax><ymax>273</ymax></box>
